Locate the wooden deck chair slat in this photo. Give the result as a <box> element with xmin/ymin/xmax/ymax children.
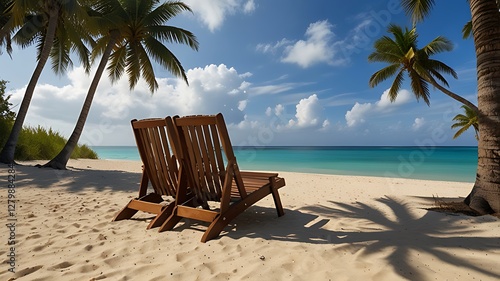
<box><xmin>139</xmin><ymin>128</ymin><xmax>160</xmax><ymax>190</ymax></box>
<box><xmin>197</xmin><ymin>125</ymin><xmax>220</xmax><ymax>200</ymax></box>
<box><xmin>149</xmin><ymin>127</ymin><xmax>168</xmax><ymax>194</ymax></box>
<box><xmin>158</xmin><ymin>125</ymin><xmax>177</xmax><ymax>195</ymax></box>
<box><xmin>159</xmin><ymin>113</ymin><xmax>286</xmax><ymax>242</ymax></box>
<box><xmin>209</xmin><ymin>123</ymin><xmax>225</xmax><ymax>188</ymax></box>
<box><xmin>193</xmin><ymin>124</ymin><xmax>210</xmax><ymax>186</ymax></box>
<box><xmin>141</xmin><ymin>129</ymin><xmax>158</xmax><ymax>181</ymax></box>
<box><xmin>154</xmin><ymin>125</ymin><xmax>176</xmax><ymax>196</ymax></box>
<box><xmin>212</xmin><ymin>114</ymin><xmax>247</xmax><ymax>198</ymax></box>
<box><xmin>183</xmin><ymin>125</ymin><xmax>208</xmax><ymax>204</ymax></box>
<box><xmin>144</xmin><ymin>127</ymin><xmax>166</xmax><ymax>195</ymax></box>
<box><xmin>201</xmin><ymin>124</ymin><xmax>218</xmax><ymax>190</ymax></box>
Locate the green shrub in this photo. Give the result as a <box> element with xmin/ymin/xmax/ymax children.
<box><xmin>0</xmin><ymin>119</ymin><xmax>12</xmax><ymax>149</ymax></box>
<box><xmin>13</xmin><ymin>125</ymin><xmax>98</xmax><ymax>160</ymax></box>
<box><xmin>72</xmin><ymin>144</ymin><xmax>99</xmax><ymax>159</ymax></box>
<box><xmin>0</xmin><ymin>80</ymin><xmax>15</xmax><ymax>149</ymax></box>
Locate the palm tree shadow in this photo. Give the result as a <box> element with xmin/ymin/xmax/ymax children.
<box><xmin>300</xmin><ymin>196</ymin><xmax>500</xmax><ymax>280</ymax></box>
<box><xmin>220</xmin><ymin>196</ymin><xmax>499</xmax><ymax>280</ymax></box>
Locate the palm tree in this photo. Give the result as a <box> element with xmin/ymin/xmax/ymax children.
<box><xmin>451</xmin><ymin>105</ymin><xmax>479</xmax><ymax>140</ymax></box>
<box><xmin>0</xmin><ymin>0</ymin><xmax>92</xmax><ymax>164</ymax></box>
<box><xmin>0</xmin><ymin>0</ymin><xmax>14</xmax><ymax>56</ymax></box>
<box><xmin>400</xmin><ymin>0</ymin><xmax>500</xmax><ymax>214</ymax></box>
<box><xmin>368</xmin><ymin>24</ymin><xmax>478</xmax><ymax>113</ymax></box>
<box><xmin>43</xmin><ymin>0</ymin><xmax>199</xmax><ymax>169</ymax></box>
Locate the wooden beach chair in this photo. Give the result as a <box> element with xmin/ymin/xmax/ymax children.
<box><xmin>112</xmin><ymin>118</ymin><xmax>188</xmax><ymax>229</ymax></box>
<box><xmin>160</xmin><ymin>113</ymin><xmax>286</xmax><ymax>242</ymax></box>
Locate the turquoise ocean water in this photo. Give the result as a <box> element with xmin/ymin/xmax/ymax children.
<box><xmin>91</xmin><ymin>146</ymin><xmax>477</xmax><ymax>183</ymax></box>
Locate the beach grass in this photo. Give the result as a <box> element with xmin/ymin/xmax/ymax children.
<box><xmin>12</xmin><ymin>125</ymin><xmax>98</xmax><ymax>160</ymax></box>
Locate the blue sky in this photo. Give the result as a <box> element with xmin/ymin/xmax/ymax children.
<box><xmin>0</xmin><ymin>0</ymin><xmax>478</xmax><ymax>146</ymax></box>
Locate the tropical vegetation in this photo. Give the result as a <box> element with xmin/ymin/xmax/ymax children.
<box><xmin>43</xmin><ymin>0</ymin><xmax>198</xmax><ymax>169</ymax></box>
<box><xmin>16</xmin><ymin>126</ymin><xmax>98</xmax><ymax>160</ymax></box>
<box><xmin>394</xmin><ymin>0</ymin><xmax>500</xmax><ymax>214</ymax></box>
<box><xmin>0</xmin><ymin>79</ymin><xmax>15</xmax><ymax>149</ymax></box>
<box><xmin>368</xmin><ymin>24</ymin><xmax>478</xmax><ymax>113</ymax></box>
<box><xmin>451</xmin><ymin>105</ymin><xmax>479</xmax><ymax>140</ymax></box>
<box><xmin>0</xmin><ymin>0</ymin><xmax>197</xmax><ymax>169</ymax></box>
<box><xmin>0</xmin><ymin>0</ymin><xmax>93</xmax><ymax>164</ymax></box>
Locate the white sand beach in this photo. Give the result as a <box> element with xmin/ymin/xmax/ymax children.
<box><xmin>1</xmin><ymin>159</ymin><xmax>499</xmax><ymax>280</ymax></box>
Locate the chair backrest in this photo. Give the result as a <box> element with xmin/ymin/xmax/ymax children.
<box><xmin>167</xmin><ymin>113</ymin><xmax>236</xmax><ymax>203</ymax></box>
<box><xmin>131</xmin><ymin>118</ymin><xmax>178</xmax><ymax>197</ymax></box>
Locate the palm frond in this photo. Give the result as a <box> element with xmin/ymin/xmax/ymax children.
<box><xmin>137</xmin><ymin>43</ymin><xmax>158</xmax><ymax>92</ymax></box>
<box><xmin>401</xmin><ymin>0</ymin><xmax>436</xmax><ymax>25</ymax></box>
<box><xmin>451</xmin><ymin>105</ymin><xmax>479</xmax><ymax>140</ymax></box>
<box><xmin>125</xmin><ymin>43</ymin><xmax>142</xmax><ymax>90</ymax></box>
<box><xmin>143</xmin><ymin>35</ymin><xmax>188</xmax><ymax>84</ymax></box>
<box><xmin>368</xmin><ymin>64</ymin><xmax>401</xmax><ymax>88</ymax></box>
<box><xmin>146</xmin><ymin>1</ymin><xmax>192</xmax><ymax>24</ymax></box>
<box><xmin>462</xmin><ymin>21</ymin><xmax>473</xmax><ymax>39</ymax></box>
<box><xmin>107</xmin><ymin>43</ymin><xmax>127</xmax><ymax>83</ymax></box>
<box><xmin>49</xmin><ymin>36</ymin><xmax>72</xmax><ymax>74</ymax></box>
<box><xmin>148</xmin><ymin>26</ymin><xmax>199</xmax><ymax>50</ymax></box>
<box><xmin>388</xmin><ymin>71</ymin><xmax>405</xmax><ymax>102</ymax></box>
<box><xmin>408</xmin><ymin>69</ymin><xmax>431</xmax><ymax>105</ymax></box>
<box><xmin>452</xmin><ymin>124</ymin><xmax>471</xmax><ymax>139</ymax></box>
<box><xmin>421</xmin><ymin>36</ymin><xmax>453</xmax><ymax>56</ymax></box>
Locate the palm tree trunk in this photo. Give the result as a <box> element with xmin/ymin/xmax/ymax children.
<box><xmin>43</xmin><ymin>32</ymin><xmax>119</xmax><ymax>169</ymax></box>
<box><xmin>428</xmin><ymin>80</ymin><xmax>479</xmax><ymax>115</ymax></box>
<box><xmin>464</xmin><ymin>0</ymin><xmax>500</xmax><ymax>214</ymax></box>
<box><xmin>0</xmin><ymin>5</ymin><xmax>59</xmax><ymax>164</ymax></box>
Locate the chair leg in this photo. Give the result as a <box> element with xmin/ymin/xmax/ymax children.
<box><xmin>158</xmin><ymin>208</ymin><xmax>182</xmax><ymax>232</ymax></box>
<box><xmin>200</xmin><ymin>186</ymin><xmax>285</xmax><ymax>242</ymax></box>
<box><xmin>201</xmin><ymin>215</ymin><xmax>227</xmax><ymax>243</ymax></box>
<box><xmin>113</xmin><ymin>203</ymin><xmax>139</xmax><ymax>221</ymax></box>
<box><xmin>200</xmin><ymin>194</ymin><xmax>258</xmax><ymax>242</ymax></box>
<box><xmin>270</xmin><ymin>186</ymin><xmax>285</xmax><ymax>217</ymax></box>
<box><xmin>147</xmin><ymin>203</ymin><xmax>175</xmax><ymax>229</ymax></box>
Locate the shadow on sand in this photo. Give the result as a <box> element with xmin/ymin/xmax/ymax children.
<box><xmin>6</xmin><ymin>163</ymin><xmax>500</xmax><ymax>280</ymax></box>
<box><xmin>220</xmin><ymin>196</ymin><xmax>500</xmax><ymax>281</ymax></box>
<box><xmin>6</xmin><ymin>163</ymin><xmax>142</xmax><ymax>193</ymax></box>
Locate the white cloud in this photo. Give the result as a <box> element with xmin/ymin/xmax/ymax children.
<box><xmin>287</xmin><ymin>94</ymin><xmax>327</xmax><ymax>128</ymax></box>
<box><xmin>282</xmin><ymin>20</ymin><xmax>335</xmax><ymax>68</ymax></box>
<box><xmin>265</xmin><ymin>107</ymin><xmax>272</xmax><ymax>116</ymax></box>
<box><xmin>250</xmin><ymin>83</ymin><xmax>297</xmax><ymax>96</ymax></box>
<box><xmin>243</xmin><ymin>0</ymin><xmax>256</xmax><ymax>13</ymax></box>
<box><xmin>8</xmin><ymin>64</ymin><xmax>251</xmax><ymax>145</ymax></box>
<box><xmin>412</xmin><ymin>117</ymin><xmax>425</xmax><ymax>130</ymax></box>
<box><xmin>321</xmin><ymin>119</ymin><xmax>330</xmax><ymax>129</ymax></box>
<box><xmin>377</xmin><ymin>89</ymin><xmax>412</xmax><ymax>109</ymax></box>
<box><xmin>257</xmin><ymin>14</ymin><xmax>407</xmax><ymax>68</ymax></box>
<box><xmin>184</xmin><ymin>0</ymin><xmax>256</xmax><ymax>32</ymax></box>
<box><xmin>256</xmin><ymin>39</ymin><xmax>294</xmax><ymax>54</ymax></box>
<box><xmin>345</xmin><ymin>89</ymin><xmax>412</xmax><ymax>127</ymax></box>
<box><xmin>345</xmin><ymin>102</ymin><xmax>372</xmax><ymax>127</ymax></box>
<box><xmin>238</xmin><ymin>99</ymin><xmax>248</xmax><ymax>111</ymax></box>
<box><xmin>275</xmin><ymin>104</ymin><xmax>284</xmax><ymax>116</ymax></box>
